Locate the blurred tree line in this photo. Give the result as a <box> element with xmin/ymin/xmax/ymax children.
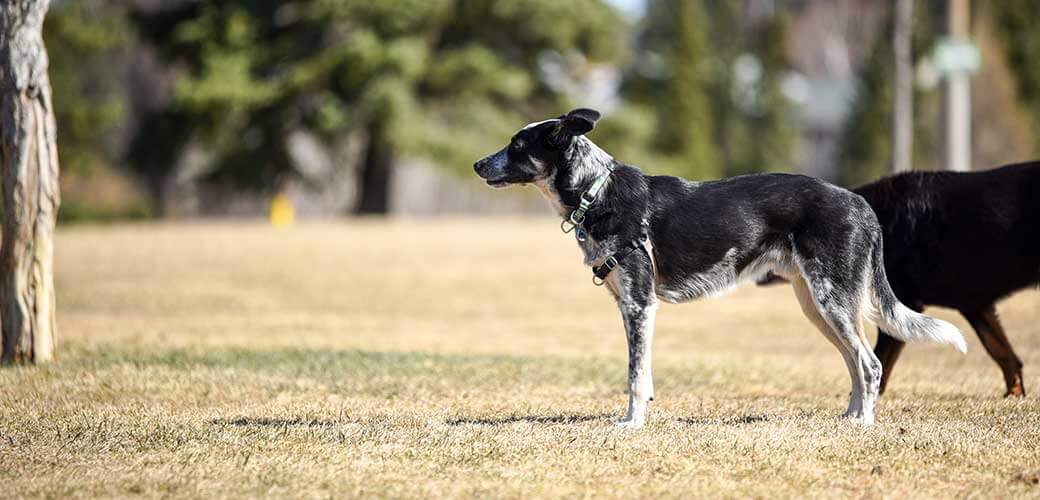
<box><xmin>990</xmin><ymin>0</ymin><xmax>1040</xmax><ymax>149</ymax></box>
<box><xmin>838</xmin><ymin>0</ymin><xmax>1040</xmax><ymax>186</ymax></box>
<box><xmin>835</xmin><ymin>2</ymin><xmax>943</xmax><ymax>187</ymax></box>
<box><xmin>51</xmin><ymin>0</ymin><xmax>628</xmax><ymax>217</ymax></box>
<box><xmin>625</xmin><ymin>1</ymin><xmax>797</xmax><ymax>179</ymax></box>
<box><xmin>44</xmin><ymin>0</ymin><xmax>1040</xmax><ymax>219</ymax></box>
<box><xmin>127</xmin><ymin>0</ymin><xmax>623</xmax><ymax>214</ymax></box>
<box><xmin>47</xmin><ymin>0</ymin><xmax>803</xmax><ymax>218</ymax></box>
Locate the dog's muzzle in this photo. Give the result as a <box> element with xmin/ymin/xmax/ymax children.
<box><xmin>473</xmin><ymin>150</ymin><xmax>513</xmax><ymax>187</ymax></box>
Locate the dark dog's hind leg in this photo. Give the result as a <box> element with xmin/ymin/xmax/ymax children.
<box><xmin>875</xmin><ymin>331</ymin><xmax>905</xmax><ymax>395</ymax></box>
<box><xmin>962</xmin><ymin>306</ymin><xmax>1025</xmax><ymax>398</ymax></box>
<box><xmin>875</xmin><ymin>300</ymin><xmax>923</xmax><ymax>395</ymax></box>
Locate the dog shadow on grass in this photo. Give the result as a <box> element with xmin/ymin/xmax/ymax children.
<box><xmin>210</xmin><ymin>417</ymin><xmax>339</xmax><ymax>428</ymax></box>
<box><xmin>678</xmin><ymin>413</ymin><xmax>772</xmax><ymax>426</ymax></box>
<box><xmin>211</xmin><ymin>412</ymin><xmax>775</xmax><ymax>428</ymax></box>
<box><xmin>446</xmin><ymin>413</ymin><xmax>614</xmax><ymax>426</ymax></box>
<box><xmin>447</xmin><ymin>413</ymin><xmax>774</xmax><ymax>426</ymax></box>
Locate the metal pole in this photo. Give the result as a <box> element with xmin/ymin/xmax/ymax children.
<box><xmin>892</xmin><ymin>0</ymin><xmax>914</xmax><ymax>173</ymax></box>
<box><xmin>944</xmin><ymin>0</ymin><xmax>971</xmax><ymax>171</ymax></box>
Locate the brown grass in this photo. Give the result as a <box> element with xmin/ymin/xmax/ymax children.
<box><xmin>2</xmin><ymin>218</ymin><xmax>1039</xmax><ymax>498</ymax></box>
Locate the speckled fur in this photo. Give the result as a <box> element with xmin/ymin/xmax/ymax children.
<box><xmin>474</xmin><ymin>109</ymin><xmax>966</xmax><ymax>428</ymax></box>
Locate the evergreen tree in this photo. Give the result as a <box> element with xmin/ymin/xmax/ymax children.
<box><xmin>45</xmin><ymin>1</ymin><xmax>131</xmax><ymax>177</ymax></box>
<box><xmin>626</xmin><ymin>1</ymin><xmax>797</xmax><ymax>180</ymax></box>
<box><xmin>723</xmin><ymin>15</ymin><xmax>798</xmax><ymax>176</ymax></box>
<box><xmin>127</xmin><ymin>0</ymin><xmax>625</xmax><ymax>214</ymax></box>
<box><xmin>836</xmin><ymin>20</ymin><xmax>894</xmax><ymax>187</ymax></box>
<box><xmin>657</xmin><ymin>0</ymin><xmax>719</xmax><ymax>179</ymax></box>
<box><xmin>836</xmin><ymin>5</ymin><xmax>939</xmax><ymax>186</ymax></box>
<box><xmin>990</xmin><ymin>0</ymin><xmax>1040</xmax><ymax>152</ymax></box>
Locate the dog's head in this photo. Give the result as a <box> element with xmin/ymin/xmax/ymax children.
<box><xmin>473</xmin><ymin>108</ymin><xmax>601</xmax><ymax>188</ymax></box>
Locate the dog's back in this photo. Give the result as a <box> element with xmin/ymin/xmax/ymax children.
<box><xmin>854</xmin><ymin>161</ymin><xmax>1040</xmax><ymax>312</ymax></box>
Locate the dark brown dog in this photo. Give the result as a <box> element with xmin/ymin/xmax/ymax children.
<box><xmin>762</xmin><ymin>161</ymin><xmax>1040</xmax><ymax>396</ymax></box>
<box><xmin>859</xmin><ymin>161</ymin><xmax>1040</xmax><ymax>397</ymax></box>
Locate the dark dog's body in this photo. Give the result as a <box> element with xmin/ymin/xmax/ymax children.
<box><xmin>475</xmin><ymin>109</ymin><xmax>965</xmax><ymax>427</ymax></box>
<box><xmin>856</xmin><ymin>162</ymin><xmax>1040</xmax><ymax>396</ymax></box>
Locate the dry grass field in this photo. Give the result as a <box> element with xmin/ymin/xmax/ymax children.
<box><xmin>2</xmin><ymin>219</ymin><xmax>1039</xmax><ymax>498</ymax></box>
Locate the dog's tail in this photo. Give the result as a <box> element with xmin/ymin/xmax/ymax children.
<box><xmin>863</xmin><ymin>235</ymin><xmax>967</xmax><ymax>353</ymax></box>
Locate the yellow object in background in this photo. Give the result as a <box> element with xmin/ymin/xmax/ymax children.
<box><xmin>269</xmin><ymin>193</ymin><xmax>295</xmax><ymax>228</ymax></box>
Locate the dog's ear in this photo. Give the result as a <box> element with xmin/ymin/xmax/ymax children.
<box><xmin>558</xmin><ymin>108</ymin><xmax>601</xmax><ymax>136</ymax></box>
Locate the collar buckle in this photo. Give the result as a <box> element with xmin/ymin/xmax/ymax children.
<box><xmin>592</xmin><ymin>256</ymin><xmax>617</xmax><ymax>286</ymax></box>
<box><xmin>560</xmin><ymin>171</ymin><xmax>611</xmax><ymax>236</ymax></box>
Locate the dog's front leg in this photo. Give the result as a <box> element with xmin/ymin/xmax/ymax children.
<box><xmin>609</xmin><ymin>265</ymin><xmax>658</xmax><ymax>429</ymax></box>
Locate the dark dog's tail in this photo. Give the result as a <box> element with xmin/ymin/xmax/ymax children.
<box><xmin>863</xmin><ymin>236</ymin><xmax>967</xmax><ymax>353</ymax></box>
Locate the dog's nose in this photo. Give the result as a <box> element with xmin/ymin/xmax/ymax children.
<box><xmin>473</xmin><ymin>161</ymin><xmax>484</xmax><ymax>173</ymax></box>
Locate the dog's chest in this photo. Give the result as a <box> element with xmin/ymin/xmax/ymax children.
<box><xmin>576</xmin><ymin>234</ymin><xmax>609</xmax><ymax>266</ymax></box>
<box><xmin>573</xmin><ymin>231</ymin><xmax>757</xmax><ymax>303</ymax></box>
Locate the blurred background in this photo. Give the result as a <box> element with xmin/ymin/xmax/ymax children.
<box><xmin>8</xmin><ymin>4</ymin><xmax>1040</xmax><ymax>494</ymax></box>
<box><xmin>51</xmin><ymin>0</ymin><xmax>1038</xmax><ymax>222</ymax></box>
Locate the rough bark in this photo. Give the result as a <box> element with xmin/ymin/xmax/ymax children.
<box><xmin>354</xmin><ymin>121</ymin><xmax>392</xmax><ymax>215</ymax></box>
<box><xmin>0</xmin><ymin>0</ymin><xmax>59</xmax><ymax>364</ymax></box>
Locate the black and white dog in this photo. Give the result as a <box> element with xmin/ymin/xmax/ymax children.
<box><xmin>474</xmin><ymin>109</ymin><xmax>966</xmax><ymax>427</ymax></box>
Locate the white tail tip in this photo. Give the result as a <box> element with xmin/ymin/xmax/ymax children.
<box><xmin>937</xmin><ymin>319</ymin><xmax>968</xmax><ymax>354</ymax></box>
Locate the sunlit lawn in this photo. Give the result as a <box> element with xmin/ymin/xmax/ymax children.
<box><xmin>2</xmin><ymin>219</ymin><xmax>1039</xmax><ymax>497</ymax></box>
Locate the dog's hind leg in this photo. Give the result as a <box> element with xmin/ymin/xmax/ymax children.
<box><xmin>822</xmin><ymin>301</ymin><xmax>880</xmax><ymax>424</ymax></box>
<box><xmin>791</xmin><ymin>276</ymin><xmax>863</xmax><ymax>417</ymax></box>
<box><xmin>850</xmin><ymin>312</ymin><xmax>881</xmax><ymax>423</ymax></box>
<box><xmin>794</xmin><ymin>259</ymin><xmax>882</xmax><ymax>424</ymax></box>
<box><xmin>606</xmin><ymin>255</ymin><xmax>658</xmax><ymax>429</ymax></box>
<box><xmin>962</xmin><ymin>306</ymin><xmax>1025</xmax><ymax>398</ymax></box>
<box><xmin>875</xmin><ymin>332</ymin><xmax>905</xmax><ymax>395</ymax></box>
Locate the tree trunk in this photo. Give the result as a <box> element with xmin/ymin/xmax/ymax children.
<box><xmin>892</xmin><ymin>0</ymin><xmax>914</xmax><ymax>173</ymax></box>
<box><xmin>354</xmin><ymin>121</ymin><xmax>393</xmax><ymax>215</ymax></box>
<box><xmin>0</xmin><ymin>0</ymin><xmax>59</xmax><ymax>364</ymax></box>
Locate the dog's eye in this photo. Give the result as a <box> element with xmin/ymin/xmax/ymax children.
<box><xmin>510</xmin><ymin>142</ymin><xmax>524</xmax><ymax>152</ymax></box>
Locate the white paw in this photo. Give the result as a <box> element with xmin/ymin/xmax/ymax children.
<box><xmin>841</xmin><ymin>412</ymin><xmax>875</xmax><ymax>426</ymax></box>
<box><xmin>616</xmin><ymin>418</ymin><xmax>645</xmax><ymax>429</ymax></box>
